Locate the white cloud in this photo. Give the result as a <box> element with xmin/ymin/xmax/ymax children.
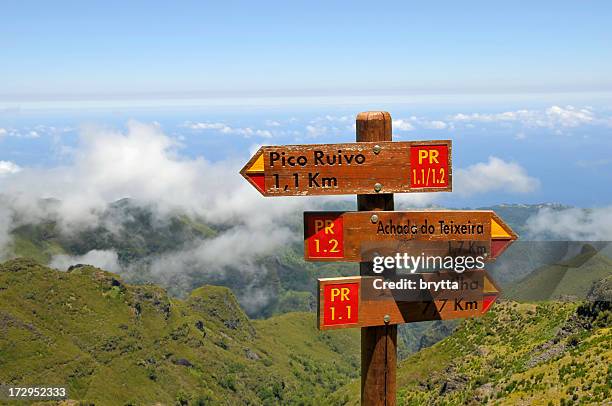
<box><xmin>249</xmin><ymin>129</ymin><xmax>273</xmax><ymax>138</ymax></box>
<box><xmin>395</xmin><ymin>193</ymin><xmax>439</xmax><ymax>208</ymax></box>
<box><xmin>305</xmin><ymin>124</ymin><xmax>329</xmax><ymax>138</ymax></box>
<box><xmin>185</xmin><ymin>121</ymin><xmax>273</xmax><ymax>138</ymax></box>
<box><xmin>450</xmin><ymin>105</ymin><xmax>604</xmax><ymax>130</ymax></box>
<box><xmin>422</xmin><ymin>120</ymin><xmax>448</xmax><ymax>130</ymax></box>
<box><xmin>526</xmin><ymin>206</ymin><xmax>612</xmax><ymax>240</ymax></box>
<box><xmin>302</xmin><ymin>115</ymin><xmax>355</xmax><ymax>138</ymax></box>
<box><xmin>148</xmin><ymin>225</ymin><xmax>294</xmax><ymax>282</ymax></box>
<box><xmin>0</xmin><ymin>120</ymin><xmax>308</xmax><ymax>300</ymax></box>
<box><xmin>0</xmin><ymin>161</ymin><xmax>21</xmax><ymax>176</ymax></box>
<box><xmin>187</xmin><ymin>122</ymin><xmax>227</xmax><ymax>130</ymax></box>
<box><xmin>49</xmin><ymin>250</ymin><xmax>122</xmax><ymax>274</ymax></box>
<box><xmin>393</xmin><ymin>117</ymin><xmax>448</xmax><ymax>131</ymax></box>
<box><xmin>311</xmin><ymin>115</ymin><xmax>351</xmax><ymax>123</ymax></box>
<box><xmin>454</xmin><ymin>156</ymin><xmax>539</xmax><ymax>196</ymax></box>
<box><xmin>0</xmin><ymin>205</ymin><xmax>13</xmax><ymax>258</ymax></box>
<box><xmin>0</xmin><ymin>121</ymin><xmax>304</xmax><ymax>227</ymax></box>
<box><xmin>546</xmin><ymin>105</ymin><xmax>595</xmax><ymax>127</ymax></box>
<box><xmin>0</xmin><ymin>125</ymin><xmax>71</xmax><ymax>139</ymax></box>
<box><xmin>392</xmin><ymin>119</ymin><xmax>415</xmax><ymax>131</ymax></box>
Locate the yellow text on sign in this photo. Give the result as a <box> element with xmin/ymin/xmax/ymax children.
<box><xmin>330</xmin><ymin>287</ymin><xmax>351</xmax><ymax>302</ymax></box>
<box><xmin>314</xmin><ymin>219</ymin><xmax>335</xmax><ymax>234</ymax></box>
<box><xmin>418</xmin><ymin>149</ymin><xmax>439</xmax><ymax>164</ymax></box>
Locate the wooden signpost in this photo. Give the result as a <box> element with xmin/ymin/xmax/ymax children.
<box><xmin>353</xmin><ymin>112</ymin><xmax>397</xmax><ymax>406</ymax></box>
<box><xmin>304</xmin><ymin>210</ymin><xmax>517</xmax><ymax>262</ymax></box>
<box><xmin>240</xmin><ymin>140</ymin><xmax>452</xmax><ymax>196</ymax></box>
<box><xmin>241</xmin><ymin>111</ymin><xmax>517</xmax><ymax>405</ymax></box>
<box><xmin>317</xmin><ymin>270</ymin><xmax>501</xmax><ymax>330</ymax></box>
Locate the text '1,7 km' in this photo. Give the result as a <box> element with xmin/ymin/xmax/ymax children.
<box><xmin>240</xmin><ymin>140</ymin><xmax>452</xmax><ymax>196</ymax></box>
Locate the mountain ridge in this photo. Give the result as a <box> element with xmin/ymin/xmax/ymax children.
<box><xmin>0</xmin><ymin>258</ymin><xmax>359</xmax><ymax>404</ymax></box>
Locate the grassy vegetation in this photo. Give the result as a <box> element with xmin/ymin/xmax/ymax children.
<box><xmin>505</xmin><ymin>245</ymin><xmax>612</xmax><ymax>301</ymax></box>
<box><xmin>2</xmin><ymin>202</ymin><xmax>610</xmax><ymax>404</ymax></box>
<box><xmin>1</xmin><ymin>259</ymin><xmax>610</xmax><ymax>405</ymax></box>
<box><xmin>332</xmin><ymin>297</ymin><xmax>611</xmax><ymax>405</ymax></box>
<box><xmin>0</xmin><ymin>258</ymin><xmax>359</xmax><ymax>405</ymax></box>
<box><xmin>5</xmin><ymin>199</ymin><xmax>359</xmax><ymax>319</ymax></box>
<box><xmin>10</xmin><ymin>223</ymin><xmax>67</xmax><ymax>264</ymax></box>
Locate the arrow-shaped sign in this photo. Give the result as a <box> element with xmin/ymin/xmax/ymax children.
<box><xmin>304</xmin><ymin>210</ymin><xmax>517</xmax><ymax>262</ymax></box>
<box><xmin>317</xmin><ymin>269</ymin><xmax>501</xmax><ymax>330</ymax></box>
<box><xmin>241</xmin><ymin>140</ymin><xmax>452</xmax><ymax>196</ymax></box>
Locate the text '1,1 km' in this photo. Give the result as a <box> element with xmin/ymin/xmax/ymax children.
<box><xmin>240</xmin><ymin>140</ymin><xmax>452</xmax><ymax>196</ymax></box>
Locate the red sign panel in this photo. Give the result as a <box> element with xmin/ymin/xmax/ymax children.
<box><xmin>322</xmin><ymin>282</ymin><xmax>359</xmax><ymax>327</ymax></box>
<box><xmin>305</xmin><ymin>213</ymin><xmax>344</xmax><ymax>259</ymax></box>
<box><xmin>410</xmin><ymin>144</ymin><xmax>449</xmax><ymax>188</ymax></box>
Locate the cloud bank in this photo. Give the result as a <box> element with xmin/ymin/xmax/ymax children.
<box><xmin>50</xmin><ymin>250</ymin><xmax>122</xmax><ymax>274</ymax></box>
<box><xmin>454</xmin><ymin>156</ymin><xmax>540</xmax><ymax>196</ymax></box>
<box><xmin>184</xmin><ymin>121</ymin><xmax>273</xmax><ymax>138</ymax></box>
<box><xmin>0</xmin><ymin>120</ymin><xmax>312</xmax><ymax>310</ymax></box>
<box><xmin>0</xmin><ymin>119</ymin><xmax>544</xmax><ymax>310</ymax></box>
<box><xmin>526</xmin><ymin>206</ymin><xmax>612</xmax><ymax>241</ymax></box>
<box><xmin>451</xmin><ymin>105</ymin><xmax>609</xmax><ymax>131</ymax></box>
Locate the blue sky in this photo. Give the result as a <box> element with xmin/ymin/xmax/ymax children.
<box><xmin>2</xmin><ymin>1</ymin><xmax>611</xmax><ymax>101</ymax></box>
<box><xmin>0</xmin><ymin>1</ymin><xmax>611</xmax><ymax>210</ymax></box>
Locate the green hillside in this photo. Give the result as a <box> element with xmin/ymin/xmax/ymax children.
<box><xmin>1</xmin><ymin>259</ymin><xmax>610</xmax><ymax>405</ymax></box>
<box><xmin>3</xmin><ymin>202</ymin><xmax>610</xmax><ymax>405</ymax></box>
<box><xmin>6</xmin><ymin>199</ymin><xmax>357</xmax><ymax>319</ymax></box>
<box><xmin>331</xmin><ymin>282</ymin><xmax>611</xmax><ymax>405</ymax></box>
<box><xmin>9</xmin><ymin>199</ymin><xmax>218</xmax><ymax>266</ymax></box>
<box><xmin>2</xmin><ymin>200</ymin><xmax>462</xmax><ymax>365</ymax></box>
<box><xmin>0</xmin><ymin>259</ymin><xmax>359</xmax><ymax>405</ymax></box>
<box><xmin>505</xmin><ymin>244</ymin><xmax>612</xmax><ymax>301</ymax></box>
<box><xmin>5</xmin><ymin>201</ymin><xmax>578</xmax><ymax>319</ymax></box>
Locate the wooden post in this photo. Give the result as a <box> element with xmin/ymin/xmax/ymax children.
<box><xmin>357</xmin><ymin>111</ymin><xmax>396</xmax><ymax>405</ymax></box>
